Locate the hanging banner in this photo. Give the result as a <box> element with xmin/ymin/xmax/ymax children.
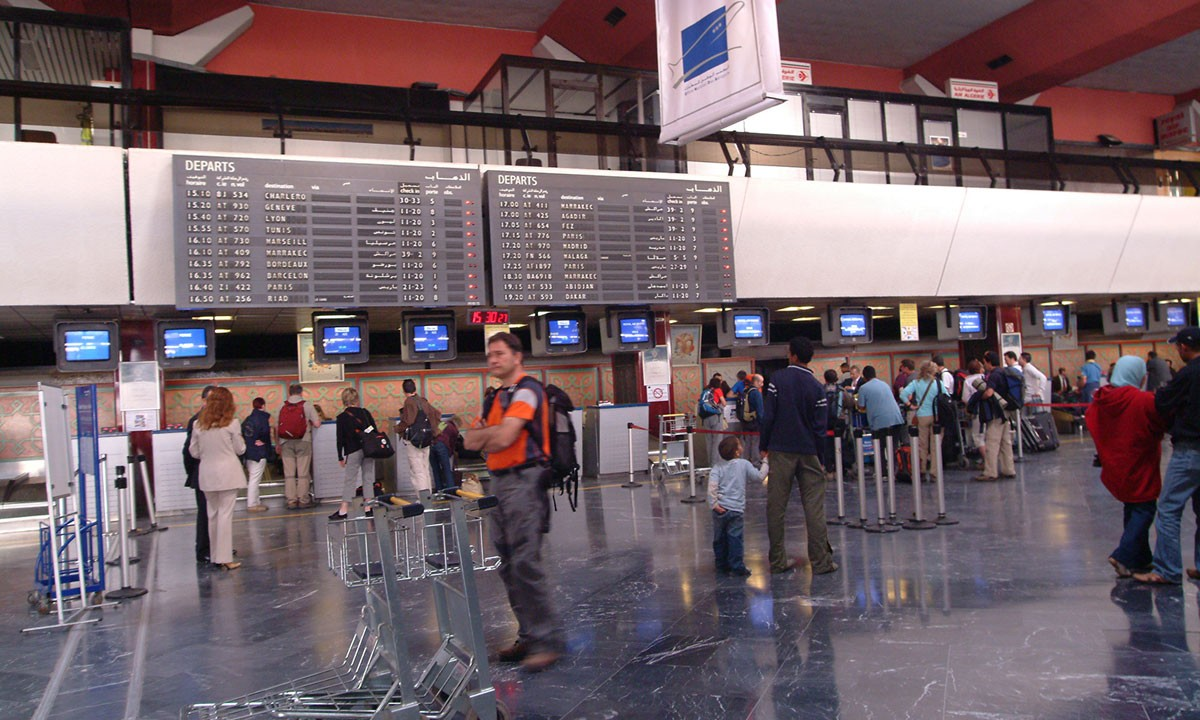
<box><xmin>656</xmin><ymin>0</ymin><xmax>785</xmax><ymax>145</ymax></box>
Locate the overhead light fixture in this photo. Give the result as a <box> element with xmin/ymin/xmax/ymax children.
<box><xmin>214</xmin><ymin>328</ymin><xmax>232</xmax><ymax>334</ymax></box>
<box><xmin>313</xmin><ymin>313</ymin><xmax>361</xmax><ymax>320</ymax></box>
<box><xmin>986</xmin><ymin>54</ymin><xmax>1013</xmax><ymax>70</ymax></box>
<box><xmin>868</xmin><ymin>306</ymin><xmax>891</xmax><ymax>311</ymax></box>
<box><xmin>1061</xmin><ymin>300</ymin><xmax>1075</xmax><ymax>306</ymax></box>
<box><xmin>300</xmin><ymin>326</ymin><xmax>313</xmax><ymax>332</ymax></box>
<box><xmin>778</xmin><ymin>305</ymin><xmax>815</xmax><ymax>312</ymax></box>
<box><xmin>694</xmin><ymin>307</ymin><xmax>723</xmax><ymax>314</ymax></box>
<box><xmin>668</xmin><ymin>319</ymin><xmax>678</xmax><ymax>324</ymax></box>
<box><xmin>874</xmin><ymin>314</ymin><xmax>893</xmax><ymax>319</ymax></box>
<box><xmin>791</xmin><ymin>316</ymin><xmax>820</xmax><ymax>322</ymax></box>
<box><xmin>192</xmin><ymin>314</ymin><xmax>233</xmax><ymax>321</ymax></box>
<box><xmin>1039</xmin><ymin>301</ymin><xmax>1063</xmax><ymax>306</ymax></box>
<box><xmin>926</xmin><ymin>305</ymin><xmax>945</xmax><ymax>310</ymax></box>
<box><xmin>1098</xmin><ymin>134</ymin><xmax>1123</xmax><ymax>147</ymax></box>
<box><xmin>507</xmin><ymin>323</ymin><xmax>527</xmax><ymax>329</ymax></box>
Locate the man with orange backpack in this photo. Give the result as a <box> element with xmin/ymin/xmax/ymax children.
<box><xmin>276</xmin><ymin>383</ymin><xmax>321</xmax><ymax>509</ymax></box>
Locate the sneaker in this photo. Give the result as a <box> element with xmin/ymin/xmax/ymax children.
<box><xmin>497</xmin><ymin>641</ymin><xmax>527</xmax><ymax>663</ymax></box>
<box><xmin>328</xmin><ymin>510</ymin><xmax>347</xmax><ymax>521</ymax></box>
<box><xmin>247</xmin><ymin>504</ymin><xmax>268</xmax><ymax>513</ymax></box>
<box><xmin>520</xmin><ymin>650</ymin><xmax>561</xmax><ymax>672</ymax></box>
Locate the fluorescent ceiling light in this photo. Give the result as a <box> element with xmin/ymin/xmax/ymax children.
<box><xmin>867</xmin><ymin>306</ymin><xmax>891</xmax><ymax>311</ymax></box>
<box><xmin>507</xmin><ymin>323</ymin><xmax>527</xmax><ymax>328</ymax></box>
<box><xmin>299</xmin><ymin>326</ymin><xmax>313</xmax><ymax>333</ymax></box>
<box><xmin>313</xmin><ymin>313</ymin><xmax>360</xmax><ymax>320</ymax></box>
<box><xmin>926</xmin><ymin>305</ymin><xmax>945</xmax><ymax>310</ymax></box>
<box><xmin>791</xmin><ymin>316</ymin><xmax>820</xmax><ymax>322</ymax></box>
<box><xmin>668</xmin><ymin>319</ymin><xmax>678</xmax><ymax>324</ymax></box>
<box><xmin>191</xmin><ymin>315</ymin><xmax>233</xmax><ymax>321</ymax></box>
<box><xmin>214</xmin><ymin>328</ymin><xmax>232</xmax><ymax>334</ymax></box>
<box><xmin>778</xmin><ymin>305</ymin><xmax>814</xmax><ymax>312</ymax></box>
<box><xmin>694</xmin><ymin>307</ymin><xmax>723</xmax><ymax>314</ymax></box>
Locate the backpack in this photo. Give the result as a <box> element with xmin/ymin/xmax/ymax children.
<box><xmin>736</xmin><ymin>388</ymin><xmax>759</xmax><ymax>427</ymax></box>
<box><xmin>824</xmin><ymin>386</ymin><xmax>843</xmax><ymax>431</ymax></box>
<box><xmin>697</xmin><ymin>388</ymin><xmax>720</xmax><ymax>418</ymax></box>
<box><xmin>482</xmin><ymin>377</ymin><xmax>580</xmax><ymax>511</ymax></box>
<box><xmin>403</xmin><ymin>406</ymin><xmax>434</xmax><ymax>448</ymax></box>
<box><xmin>278</xmin><ymin>400</ymin><xmax>308</xmax><ymax>439</ymax></box>
<box><xmin>999</xmin><ymin>368</ymin><xmax>1024</xmax><ymax>410</ymax></box>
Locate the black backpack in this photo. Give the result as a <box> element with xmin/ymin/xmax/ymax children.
<box><xmin>403</xmin><ymin>406</ymin><xmax>434</xmax><ymax>448</ymax></box>
<box><xmin>483</xmin><ymin>377</ymin><xmax>580</xmax><ymax>511</ymax></box>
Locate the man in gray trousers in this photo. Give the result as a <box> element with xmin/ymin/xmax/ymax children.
<box><xmin>463</xmin><ymin>332</ymin><xmax>564</xmax><ymax>672</ymax></box>
<box><xmin>761</xmin><ymin>336</ymin><xmax>838</xmax><ymax>576</ymax></box>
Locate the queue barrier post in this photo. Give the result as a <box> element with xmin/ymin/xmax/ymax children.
<box><xmin>847</xmin><ymin>428</ymin><xmax>869</xmax><ymax>530</ymax></box>
<box><xmin>933</xmin><ymin>423</ymin><xmax>958</xmax><ymax>526</ymax></box>
<box><xmin>904</xmin><ymin>425</ymin><xmax>936</xmax><ymax>530</ymax></box>
<box><xmin>680</xmin><ymin>426</ymin><xmax>705</xmax><ymax>504</ymax></box>
<box><xmin>828</xmin><ymin>429</ymin><xmax>847</xmax><ymax>526</ymax></box>
<box><xmin>106</xmin><ymin>463</ymin><xmax>148</xmax><ymax>600</ymax></box>
<box><xmin>622</xmin><ymin>423</ymin><xmax>643</xmax><ymax>489</ymax></box>
<box><xmin>865</xmin><ymin>430</ymin><xmax>899</xmax><ymax>534</ymax></box>
<box><xmin>885</xmin><ymin>431</ymin><xmax>902</xmax><ymax>526</ymax></box>
<box><xmin>1015</xmin><ymin>411</ymin><xmax>1025</xmax><ymax>462</ymax></box>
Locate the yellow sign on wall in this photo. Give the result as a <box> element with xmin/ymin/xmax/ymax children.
<box><xmin>900</xmin><ymin>303</ymin><xmax>919</xmax><ymax>341</ymax></box>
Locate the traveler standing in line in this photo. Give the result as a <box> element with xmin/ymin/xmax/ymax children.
<box><xmin>700</xmin><ymin>375</ymin><xmax>728</xmax><ymax>469</ymax></box>
<box><xmin>892</xmin><ymin>359</ymin><xmax>915</xmax><ymax>401</ymax></box>
<box><xmin>931</xmin><ymin>355</ymin><xmax>955</xmax><ymax>398</ymax></box>
<box><xmin>462</xmin><ymin>332</ymin><xmax>564</xmax><ymax>671</ymax></box>
<box><xmin>742</xmin><ymin>374</ymin><xmax>764</xmax><ymax>467</ymax></box>
<box><xmin>430</xmin><ymin>414</ymin><xmax>462</xmax><ymax>492</ymax></box>
<box><xmin>1080</xmin><ymin>350</ymin><xmax>1103</xmax><ymax>403</ymax></box>
<box><xmin>899</xmin><ymin>361</ymin><xmax>942</xmax><ymax>480</ymax></box>
<box><xmin>188</xmin><ymin>387</ymin><xmax>246</xmax><ymax>571</ymax></box>
<box><xmin>183</xmin><ymin>385</ymin><xmax>218</xmax><ymax>564</ymax></box>
<box><xmin>276</xmin><ymin>383</ymin><xmax>321</xmax><ymax>509</ymax></box>
<box><xmin>1052</xmin><ymin>367</ymin><xmax>1074</xmax><ymax>400</ymax></box>
<box><xmin>1135</xmin><ymin>327</ymin><xmax>1200</xmax><ymax>585</ymax></box>
<box><xmin>1146</xmin><ymin>351</ymin><xmax>1171</xmax><ymax>392</ymax></box>
<box><xmin>856</xmin><ymin>365</ymin><xmax>905</xmax><ymax>475</ymax></box>
<box><xmin>330</xmin><ymin>387</ymin><xmax>377</xmax><ymax>520</ymax></box>
<box><xmin>961</xmin><ymin>359</ymin><xmax>988</xmax><ymax>462</ymax></box>
<box><xmin>760</xmin><ymin>336</ymin><xmax>837</xmax><ymax>576</ymax></box>
<box><xmin>972</xmin><ymin>351</ymin><xmax>1016</xmax><ymax>481</ymax></box>
<box><xmin>395</xmin><ymin>378</ymin><xmax>441</xmax><ymax>494</ymax></box>
<box><xmin>728</xmin><ymin>370</ymin><xmax>749</xmax><ymax>399</ymax></box>
<box><xmin>821</xmin><ymin>369</ymin><xmax>842</xmax><ymax>474</ymax></box>
<box><xmin>1085</xmin><ymin>356</ymin><xmax>1167</xmax><ymax>577</ymax></box>
<box><xmin>242</xmin><ymin>397</ymin><xmax>273</xmax><ymax>512</ymax></box>
<box><xmin>1019</xmin><ymin>352</ymin><xmax>1048</xmax><ymax>414</ymax></box>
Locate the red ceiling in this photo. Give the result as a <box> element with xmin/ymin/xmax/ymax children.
<box><xmin>45</xmin><ymin>0</ymin><xmax>247</xmax><ymax>35</ymax></box>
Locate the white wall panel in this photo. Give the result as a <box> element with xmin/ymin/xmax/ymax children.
<box><xmin>731</xmin><ymin>178</ymin><xmax>965</xmax><ymax>298</ymax></box>
<box><xmin>938</xmin><ymin>188</ymin><xmax>1141</xmax><ymax>296</ymax></box>
<box><xmin>1109</xmin><ymin>196</ymin><xmax>1200</xmax><ymax>295</ymax></box>
<box><xmin>127</xmin><ymin>149</ymin><xmax>177</xmax><ymax>305</ymax></box>
<box><xmin>0</xmin><ymin>143</ymin><xmax>128</xmax><ymax>305</ymax></box>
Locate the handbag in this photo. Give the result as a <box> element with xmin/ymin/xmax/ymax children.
<box><xmin>909</xmin><ymin>380</ymin><xmax>936</xmax><ymax>426</ymax></box>
<box><xmin>353</xmin><ymin>409</ymin><xmax>396</xmax><ymax>459</ymax></box>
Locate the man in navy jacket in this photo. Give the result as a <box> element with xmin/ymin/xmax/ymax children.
<box><xmin>761</xmin><ymin>336</ymin><xmax>838</xmax><ymax>575</ymax></box>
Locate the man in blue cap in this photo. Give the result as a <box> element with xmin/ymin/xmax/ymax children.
<box><xmin>1135</xmin><ymin>326</ymin><xmax>1200</xmax><ymax>585</ymax></box>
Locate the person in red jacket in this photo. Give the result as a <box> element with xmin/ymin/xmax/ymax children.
<box><xmin>1085</xmin><ymin>356</ymin><xmax>1168</xmax><ymax>578</ymax></box>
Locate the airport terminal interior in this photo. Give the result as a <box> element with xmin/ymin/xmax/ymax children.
<box><xmin>2</xmin><ymin>1</ymin><xmax>1200</xmax><ymax>718</ymax></box>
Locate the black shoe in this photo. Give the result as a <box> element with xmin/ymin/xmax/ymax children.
<box><xmin>497</xmin><ymin>641</ymin><xmax>527</xmax><ymax>663</ymax></box>
<box><xmin>730</xmin><ymin>567</ymin><xmax>752</xmax><ymax>577</ymax></box>
<box><xmin>196</xmin><ymin>556</ymin><xmax>210</xmax><ymax>564</ymax></box>
<box><xmin>328</xmin><ymin>510</ymin><xmax>347</xmax><ymax>521</ymax></box>
<box><xmin>355</xmin><ymin>486</ymin><xmax>363</xmax><ymax>497</ymax></box>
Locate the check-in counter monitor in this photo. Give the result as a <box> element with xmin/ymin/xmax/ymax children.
<box><xmin>935</xmin><ymin>306</ymin><xmax>988</xmax><ymax>341</ymax></box>
<box><xmin>400</xmin><ymin>311</ymin><xmax>456</xmax><ymax>362</ymax></box>
<box><xmin>55</xmin><ymin>320</ymin><xmax>120</xmax><ymax>373</ymax></box>
<box><xmin>717</xmin><ymin>307</ymin><xmax>769</xmax><ymax>349</ymax></box>
<box><xmin>600</xmin><ymin>307</ymin><xmax>656</xmax><ymax>354</ymax></box>
<box><xmin>821</xmin><ymin>307</ymin><xmax>873</xmax><ymax>346</ymax></box>
<box><xmin>531</xmin><ymin>309</ymin><xmax>587</xmax><ymax>356</ymax></box>
<box><xmin>1101</xmin><ymin>301</ymin><xmax>1151</xmax><ymax>335</ymax></box>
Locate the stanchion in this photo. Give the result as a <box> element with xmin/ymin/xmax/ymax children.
<box><xmin>680</xmin><ymin>426</ymin><xmax>705</xmax><ymax>504</ymax></box>
<box><xmin>866</xmin><ymin>430</ymin><xmax>898</xmax><ymax>534</ymax></box>
<box><xmin>1015</xmin><ymin>412</ymin><xmax>1025</xmax><ymax>462</ymax></box>
<box><xmin>885</xmin><ymin>430</ymin><xmax>901</xmax><ymax>526</ymax></box>
<box><xmin>128</xmin><ymin>454</ymin><xmax>168</xmax><ymax>536</ymax></box>
<box><xmin>932</xmin><ymin>424</ymin><xmax>958</xmax><ymax>526</ymax></box>
<box><xmin>106</xmin><ymin>465</ymin><xmax>148</xmax><ymax>600</ymax></box>
<box><xmin>622</xmin><ymin>422</ymin><xmax>643</xmax><ymax>489</ymax></box>
<box><xmin>847</xmin><ymin>429</ymin><xmax>870</xmax><ymax>530</ymax></box>
<box><xmin>904</xmin><ymin>425</ymin><xmax>936</xmax><ymax>530</ymax></box>
<box><xmin>828</xmin><ymin>430</ymin><xmax>847</xmax><ymax>526</ymax></box>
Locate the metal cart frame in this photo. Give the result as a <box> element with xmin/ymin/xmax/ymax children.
<box><xmin>652</xmin><ymin>413</ymin><xmax>694</xmax><ymax>481</ymax></box>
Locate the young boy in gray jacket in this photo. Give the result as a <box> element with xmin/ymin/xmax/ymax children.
<box><xmin>708</xmin><ymin>435</ymin><xmax>768</xmax><ymax>577</ymax></box>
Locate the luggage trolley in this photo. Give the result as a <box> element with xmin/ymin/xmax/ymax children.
<box><xmin>652</xmin><ymin>413</ymin><xmax>693</xmax><ymax>481</ymax></box>
<box><xmin>183</xmin><ymin>490</ymin><xmax>507</xmax><ymax>720</ymax></box>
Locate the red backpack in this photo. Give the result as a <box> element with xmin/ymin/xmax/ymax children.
<box><xmin>278</xmin><ymin>400</ymin><xmax>308</xmax><ymax>439</ymax></box>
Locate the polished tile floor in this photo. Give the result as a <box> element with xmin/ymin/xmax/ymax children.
<box><xmin>3</xmin><ymin>436</ymin><xmax>1199</xmax><ymax>719</ymax></box>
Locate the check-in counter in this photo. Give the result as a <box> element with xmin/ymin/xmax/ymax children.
<box><xmin>582</xmin><ymin>403</ymin><xmax>649</xmax><ymax>477</ymax></box>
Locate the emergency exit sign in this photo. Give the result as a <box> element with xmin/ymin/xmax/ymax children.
<box><xmin>946</xmin><ymin>78</ymin><xmax>999</xmax><ymax>103</ymax></box>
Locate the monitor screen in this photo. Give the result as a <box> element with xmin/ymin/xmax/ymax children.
<box><xmin>1166</xmin><ymin>305</ymin><xmax>1186</xmax><ymax>327</ymax></box>
<box><xmin>619</xmin><ymin>317</ymin><xmax>651</xmax><ymax>344</ymax></box>
<box><xmin>321</xmin><ymin>325</ymin><xmax>362</xmax><ymax>356</ymax></box>
<box><xmin>162</xmin><ymin>327</ymin><xmax>208</xmax><ymax>359</ymax></box>
<box><xmin>413</xmin><ymin>324</ymin><xmax>449</xmax><ymax>353</ymax></box>
<box><xmin>1041</xmin><ymin>307</ymin><xmax>1066</xmax><ymax>331</ymax></box>
<box><xmin>63</xmin><ymin>329</ymin><xmax>112</xmax><ymax>362</ymax></box>
<box><xmin>958</xmin><ymin>310</ymin><xmax>982</xmax><ymax>334</ymax></box>
<box><xmin>733</xmin><ymin>314</ymin><xmax>764</xmax><ymax>339</ymax></box>
<box><xmin>1124</xmin><ymin>305</ymin><xmax>1146</xmax><ymax>329</ymax></box>
<box><xmin>840</xmin><ymin>313</ymin><xmax>867</xmax><ymax>338</ymax></box>
<box><xmin>547</xmin><ymin>318</ymin><xmax>581</xmax><ymax>346</ymax></box>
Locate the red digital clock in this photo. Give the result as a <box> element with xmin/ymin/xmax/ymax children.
<box><xmin>468</xmin><ymin>309</ymin><xmax>510</xmax><ymax>325</ymax></box>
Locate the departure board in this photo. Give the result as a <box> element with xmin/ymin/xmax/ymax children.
<box><xmin>487</xmin><ymin>171</ymin><xmax>734</xmax><ymax>305</ymax></box>
<box><xmin>173</xmin><ymin>155</ymin><xmax>484</xmax><ymax>308</ymax></box>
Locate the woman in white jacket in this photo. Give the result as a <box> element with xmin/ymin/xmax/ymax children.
<box><xmin>188</xmin><ymin>386</ymin><xmax>246</xmax><ymax>570</ymax></box>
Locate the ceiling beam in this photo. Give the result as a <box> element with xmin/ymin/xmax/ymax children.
<box><xmin>537</xmin><ymin>0</ymin><xmax>655</xmax><ymax>66</ymax></box>
<box><xmin>906</xmin><ymin>0</ymin><xmax>1200</xmax><ymax>103</ymax></box>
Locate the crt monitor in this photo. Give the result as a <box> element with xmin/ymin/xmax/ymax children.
<box><xmin>157</xmin><ymin>319</ymin><xmax>216</xmax><ymax>369</ymax></box>
<box><xmin>313</xmin><ymin>315</ymin><xmax>370</xmax><ymax>365</ymax></box>
<box><xmin>55</xmin><ymin>321</ymin><xmax>120</xmax><ymax>373</ymax></box>
<box><xmin>840</xmin><ymin>312</ymin><xmax>867</xmax><ymax>338</ymax></box>
<box><xmin>955</xmin><ymin>305</ymin><xmax>988</xmax><ymax>340</ymax></box>
<box><xmin>1041</xmin><ymin>306</ymin><xmax>1066</xmax><ymax>332</ymax></box>
<box><xmin>531</xmin><ymin>309</ymin><xmax>587</xmax><ymax>356</ymax></box>
<box><xmin>717</xmin><ymin>307</ymin><xmax>769</xmax><ymax>349</ymax></box>
<box><xmin>1166</xmin><ymin>304</ymin><xmax>1187</xmax><ymax>327</ymax></box>
<box><xmin>821</xmin><ymin>306</ymin><xmax>873</xmax><ymax>346</ymax></box>
<box><xmin>1124</xmin><ymin>303</ymin><xmax>1147</xmax><ymax>330</ymax></box>
<box><xmin>600</xmin><ymin>307</ymin><xmax>656</xmax><ymax>353</ymax></box>
<box><xmin>401</xmin><ymin>312</ymin><xmax>456</xmax><ymax>362</ymax></box>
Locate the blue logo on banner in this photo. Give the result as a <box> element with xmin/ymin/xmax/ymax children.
<box><xmin>681</xmin><ymin>6</ymin><xmax>729</xmax><ymax>81</ymax></box>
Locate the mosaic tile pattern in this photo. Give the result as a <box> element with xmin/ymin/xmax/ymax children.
<box><xmin>544</xmin><ymin>368</ymin><xmax>599</xmax><ymax>409</ymax></box>
<box><xmin>672</xmin><ymin>365</ymin><xmax>702</xmax><ymax>417</ymax></box>
<box><xmin>421</xmin><ymin>374</ymin><xmax>485</xmax><ymax>427</ymax></box>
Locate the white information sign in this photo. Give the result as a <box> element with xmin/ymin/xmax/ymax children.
<box><xmin>118</xmin><ymin>361</ymin><xmax>161</xmax><ymax>413</ymax></box>
<box><xmin>781</xmin><ymin>61</ymin><xmax>812</xmax><ymax>86</ymax></box>
<box><xmin>946</xmin><ymin>78</ymin><xmax>999</xmax><ymax>103</ymax></box>
<box><xmin>641</xmin><ymin>345</ymin><xmax>672</xmax><ymax>387</ymax></box>
<box><xmin>656</xmin><ymin>0</ymin><xmax>785</xmax><ymax>145</ymax></box>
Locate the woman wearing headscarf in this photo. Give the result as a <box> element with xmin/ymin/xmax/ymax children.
<box><xmin>188</xmin><ymin>386</ymin><xmax>246</xmax><ymax>570</ymax></box>
<box><xmin>1085</xmin><ymin>356</ymin><xmax>1167</xmax><ymax>578</ymax></box>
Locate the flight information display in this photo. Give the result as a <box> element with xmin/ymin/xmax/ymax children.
<box><xmin>173</xmin><ymin>155</ymin><xmax>485</xmax><ymax>308</ymax></box>
<box><xmin>487</xmin><ymin>170</ymin><xmax>734</xmax><ymax>305</ymax></box>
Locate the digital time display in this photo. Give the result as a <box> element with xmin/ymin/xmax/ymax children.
<box><xmin>468</xmin><ymin>309</ymin><xmax>510</xmax><ymax>325</ymax></box>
